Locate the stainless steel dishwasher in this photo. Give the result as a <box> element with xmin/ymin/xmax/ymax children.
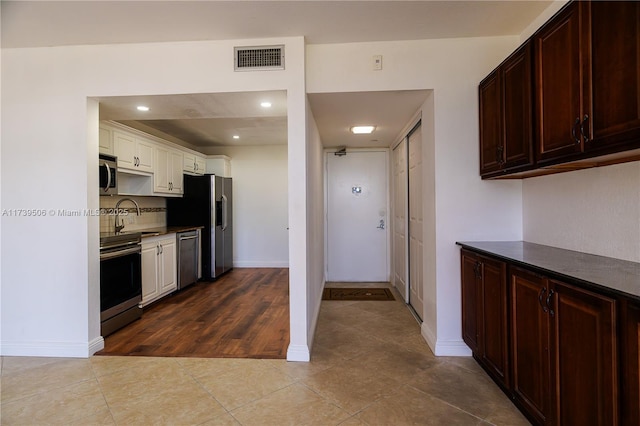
<box><xmin>177</xmin><ymin>230</ymin><xmax>199</xmax><ymax>290</ymax></box>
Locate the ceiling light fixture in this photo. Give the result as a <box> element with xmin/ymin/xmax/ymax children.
<box><xmin>136</xmin><ymin>105</ymin><xmax>150</xmax><ymax>111</ymax></box>
<box><xmin>350</xmin><ymin>126</ymin><xmax>376</xmax><ymax>134</ymax></box>
<box><xmin>233</xmin><ymin>135</ymin><xmax>240</xmax><ymax>139</ymax></box>
<box><xmin>260</xmin><ymin>101</ymin><xmax>272</xmax><ymax>108</ymax></box>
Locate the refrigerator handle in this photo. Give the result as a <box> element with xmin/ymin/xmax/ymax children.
<box><xmin>221</xmin><ymin>194</ymin><xmax>228</xmax><ymax>231</ymax></box>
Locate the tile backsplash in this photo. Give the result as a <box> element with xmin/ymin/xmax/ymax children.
<box><xmin>100</xmin><ymin>196</ymin><xmax>166</xmax><ymax>233</ymax></box>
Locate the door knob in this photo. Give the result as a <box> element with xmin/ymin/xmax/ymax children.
<box><xmin>377</xmin><ymin>219</ymin><xmax>385</xmax><ymax>230</ymax></box>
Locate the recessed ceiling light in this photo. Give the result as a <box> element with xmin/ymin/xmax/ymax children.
<box><xmin>233</xmin><ymin>135</ymin><xmax>240</xmax><ymax>139</ymax></box>
<box><xmin>350</xmin><ymin>126</ymin><xmax>376</xmax><ymax>134</ymax></box>
<box><xmin>260</xmin><ymin>102</ymin><xmax>272</xmax><ymax>108</ymax></box>
<box><xmin>136</xmin><ymin>105</ymin><xmax>150</xmax><ymax>111</ymax></box>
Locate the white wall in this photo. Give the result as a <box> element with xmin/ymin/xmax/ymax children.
<box><xmin>1</xmin><ymin>37</ymin><xmax>310</xmax><ymax>359</ymax></box>
<box><xmin>523</xmin><ymin>162</ymin><xmax>640</xmax><ymax>262</ymax></box>
<box><xmin>305</xmin><ymin>97</ymin><xmax>325</xmax><ymax>350</ymax></box>
<box><xmin>518</xmin><ymin>0</ymin><xmax>640</xmax><ymax>263</ymax></box>
<box><xmin>206</xmin><ymin>145</ymin><xmax>289</xmax><ymax>267</ymax></box>
<box><xmin>307</xmin><ymin>36</ymin><xmax>524</xmax><ymax>356</ymax></box>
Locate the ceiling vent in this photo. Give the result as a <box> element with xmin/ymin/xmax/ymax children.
<box><xmin>234</xmin><ymin>45</ymin><xmax>285</xmax><ymax>71</ymax></box>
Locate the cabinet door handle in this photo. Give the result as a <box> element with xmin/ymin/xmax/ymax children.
<box><xmin>571</xmin><ymin>117</ymin><xmax>581</xmax><ymax>144</ymax></box>
<box><xmin>497</xmin><ymin>146</ymin><xmax>505</xmax><ymax>166</ymax></box>
<box><xmin>156</xmin><ymin>244</ymin><xmax>160</xmax><ymax>255</ymax></box>
<box><xmin>538</xmin><ymin>287</ymin><xmax>548</xmax><ymax>312</ymax></box>
<box><xmin>474</xmin><ymin>261</ymin><xmax>482</xmax><ymax>279</ymax></box>
<box><xmin>580</xmin><ymin>114</ymin><xmax>590</xmax><ymax>142</ymax></box>
<box><xmin>546</xmin><ymin>289</ymin><xmax>555</xmax><ymax>317</ymax></box>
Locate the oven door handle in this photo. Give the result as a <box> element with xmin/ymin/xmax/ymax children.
<box><xmin>100</xmin><ymin>246</ymin><xmax>141</xmax><ymax>260</ymax></box>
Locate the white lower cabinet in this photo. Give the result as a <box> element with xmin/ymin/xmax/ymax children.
<box><xmin>140</xmin><ymin>234</ymin><xmax>177</xmax><ymax>307</ymax></box>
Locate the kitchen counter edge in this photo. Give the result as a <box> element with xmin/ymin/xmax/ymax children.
<box><xmin>139</xmin><ymin>226</ymin><xmax>204</xmax><ymax>238</ymax></box>
<box><xmin>456</xmin><ymin>241</ymin><xmax>640</xmax><ymax>301</ymax></box>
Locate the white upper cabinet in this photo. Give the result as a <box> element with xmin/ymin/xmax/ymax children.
<box><xmin>154</xmin><ymin>145</ymin><xmax>183</xmax><ymax>195</ymax></box>
<box><xmin>99</xmin><ymin>125</ymin><xmax>114</xmax><ymax>155</ymax></box>
<box><xmin>195</xmin><ymin>155</ymin><xmax>206</xmax><ymax>175</ymax></box>
<box><xmin>114</xmin><ymin>130</ymin><xmax>154</xmax><ymax>174</ymax></box>
<box><xmin>100</xmin><ymin>121</ymin><xmax>217</xmax><ymax>197</ymax></box>
<box><xmin>184</xmin><ymin>152</ymin><xmax>206</xmax><ymax>175</ymax></box>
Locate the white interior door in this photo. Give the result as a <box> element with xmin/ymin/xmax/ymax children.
<box><xmin>392</xmin><ymin>141</ymin><xmax>408</xmax><ymax>301</ymax></box>
<box><xmin>326</xmin><ymin>150</ymin><xmax>389</xmax><ymax>282</ymax></box>
<box><xmin>408</xmin><ymin>124</ymin><xmax>424</xmax><ymax>320</ymax></box>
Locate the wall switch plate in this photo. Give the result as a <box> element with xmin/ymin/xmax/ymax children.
<box><xmin>373</xmin><ymin>55</ymin><xmax>382</xmax><ymax>70</ymax></box>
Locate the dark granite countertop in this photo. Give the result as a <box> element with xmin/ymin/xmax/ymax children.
<box><xmin>101</xmin><ymin>226</ymin><xmax>203</xmax><ymax>241</ymax></box>
<box><xmin>456</xmin><ymin>241</ymin><xmax>640</xmax><ymax>301</ymax></box>
<box><xmin>138</xmin><ymin>226</ymin><xmax>204</xmax><ymax>238</ymax></box>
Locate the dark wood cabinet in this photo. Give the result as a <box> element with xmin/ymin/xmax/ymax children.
<box><xmin>461</xmin><ymin>250</ymin><xmax>481</xmax><ymax>352</ymax></box>
<box><xmin>534</xmin><ymin>1</ymin><xmax>585</xmax><ymax>164</ymax></box>
<box><xmin>461</xmin><ymin>250</ymin><xmax>509</xmax><ymax>389</ymax></box>
<box><xmin>510</xmin><ymin>269</ymin><xmax>618</xmax><ymax>426</ymax></box>
<box><xmin>621</xmin><ymin>300</ymin><xmax>640</xmax><ymax>425</ymax></box>
<box><xmin>459</xmin><ymin>243</ymin><xmax>638</xmax><ymax>425</ymax></box>
<box><xmin>549</xmin><ymin>280</ymin><xmax>617</xmax><ymax>426</ymax></box>
<box><xmin>479</xmin><ymin>255</ymin><xmax>509</xmax><ymax>388</ymax></box>
<box><xmin>480</xmin><ymin>0</ymin><xmax>640</xmax><ymax>178</ymax></box>
<box><xmin>479</xmin><ymin>42</ymin><xmax>534</xmax><ymax>177</ymax></box>
<box><xmin>479</xmin><ymin>70</ymin><xmax>503</xmax><ymax>176</ymax></box>
<box><xmin>586</xmin><ymin>1</ymin><xmax>640</xmax><ymax>154</ymax></box>
<box><xmin>510</xmin><ymin>267</ymin><xmax>551</xmax><ymax>425</ymax></box>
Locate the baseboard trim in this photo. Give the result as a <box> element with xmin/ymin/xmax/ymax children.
<box><xmin>1</xmin><ymin>340</ymin><xmax>95</xmax><ymax>358</ymax></box>
<box><xmin>88</xmin><ymin>336</ymin><xmax>105</xmax><ymax>356</ymax></box>
<box><xmin>421</xmin><ymin>322</ymin><xmax>437</xmax><ymax>354</ymax></box>
<box><xmin>420</xmin><ymin>324</ymin><xmax>472</xmax><ymax>357</ymax></box>
<box><xmin>233</xmin><ymin>261</ymin><xmax>289</xmax><ymax>268</ymax></box>
<box><xmin>433</xmin><ymin>340</ymin><xmax>472</xmax><ymax>356</ymax></box>
<box><xmin>286</xmin><ymin>344</ymin><xmax>310</xmax><ymax>362</ymax></box>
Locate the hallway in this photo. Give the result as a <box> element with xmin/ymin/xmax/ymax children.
<box><xmin>1</xmin><ymin>284</ymin><xmax>528</xmax><ymax>425</ymax></box>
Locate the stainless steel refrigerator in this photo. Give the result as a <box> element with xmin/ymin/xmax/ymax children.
<box><xmin>167</xmin><ymin>174</ymin><xmax>232</xmax><ymax>280</ymax></box>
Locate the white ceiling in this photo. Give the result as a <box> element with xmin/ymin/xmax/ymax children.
<box><xmin>99</xmin><ymin>91</ymin><xmax>289</xmax><ymax>147</ymax></box>
<box><xmin>3</xmin><ymin>1</ymin><xmax>553</xmax><ymax>150</ymax></box>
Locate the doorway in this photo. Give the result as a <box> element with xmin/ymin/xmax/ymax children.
<box><xmin>325</xmin><ymin>150</ymin><xmax>389</xmax><ymax>282</ymax></box>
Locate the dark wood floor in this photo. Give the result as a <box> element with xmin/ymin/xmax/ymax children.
<box><xmin>97</xmin><ymin>268</ymin><xmax>290</xmax><ymax>359</ymax></box>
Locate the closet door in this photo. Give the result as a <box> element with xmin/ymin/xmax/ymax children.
<box><xmin>392</xmin><ymin>140</ymin><xmax>408</xmax><ymax>301</ymax></box>
<box><xmin>408</xmin><ymin>123</ymin><xmax>423</xmax><ymax>320</ymax></box>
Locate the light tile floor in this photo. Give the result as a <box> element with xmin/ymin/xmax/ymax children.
<box><xmin>1</xmin><ymin>284</ymin><xmax>529</xmax><ymax>425</ymax></box>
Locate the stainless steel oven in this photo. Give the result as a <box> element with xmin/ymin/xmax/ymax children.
<box><xmin>99</xmin><ymin>153</ymin><xmax>118</xmax><ymax>195</ymax></box>
<box><xmin>100</xmin><ymin>232</ymin><xmax>142</xmax><ymax>336</ymax></box>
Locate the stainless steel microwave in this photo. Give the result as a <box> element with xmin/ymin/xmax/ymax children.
<box><xmin>99</xmin><ymin>154</ymin><xmax>118</xmax><ymax>195</ymax></box>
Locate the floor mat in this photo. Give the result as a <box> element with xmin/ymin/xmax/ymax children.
<box><xmin>322</xmin><ymin>287</ymin><xmax>395</xmax><ymax>301</ymax></box>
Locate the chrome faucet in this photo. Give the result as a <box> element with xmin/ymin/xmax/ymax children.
<box><xmin>114</xmin><ymin>198</ymin><xmax>141</xmax><ymax>233</ymax></box>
